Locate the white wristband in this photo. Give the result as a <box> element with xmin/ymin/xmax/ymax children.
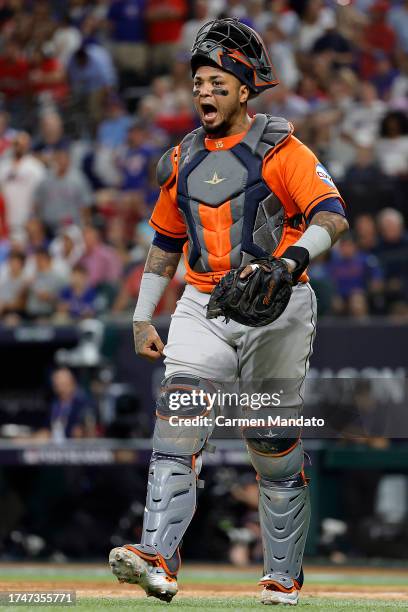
<box><xmin>293</xmin><ymin>224</ymin><xmax>332</xmax><ymax>261</ymax></box>
<box><xmin>133</xmin><ymin>272</ymin><xmax>170</xmax><ymax>323</ymax></box>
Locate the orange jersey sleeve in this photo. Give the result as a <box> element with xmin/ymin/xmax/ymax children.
<box><xmin>149</xmin><ymin>147</ymin><xmax>187</xmax><ymax>239</ymax></box>
<box><xmin>264</xmin><ymin>135</ymin><xmax>345</xmax><ymax>219</ymax></box>
<box><xmin>262</xmin><ymin>135</ymin><xmax>345</xmax><ymax>283</ymax></box>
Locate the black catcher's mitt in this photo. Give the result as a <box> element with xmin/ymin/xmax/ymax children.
<box><xmin>206</xmin><ymin>257</ymin><xmax>293</xmax><ymax>327</ymax></box>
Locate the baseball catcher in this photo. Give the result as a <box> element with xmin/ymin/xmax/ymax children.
<box><xmin>109</xmin><ymin>17</ymin><xmax>348</xmax><ymax>606</ymax></box>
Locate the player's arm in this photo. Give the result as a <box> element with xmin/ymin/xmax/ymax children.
<box><xmin>281</xmin><ymin>209</ymin><xmax>349</xmax><ymax>280</ymax></box>
<box><xmin>275</xmin><ymin>138</ymin><xmax>349</xmax><ymax>281</ymax></box>
<box><xmin>133</xmin><ymin>245</ymin><xmax>181</xmax><ymax>362</ymax></box>
<box><xmin>133</xmin><ymin>145</ymin><xmax>186</xmax><ymax>361</ymax></box>
<box><xmin>310</xmin><ymin>210</ymin><xmax>349</xmax><ymax>245</ymax></box>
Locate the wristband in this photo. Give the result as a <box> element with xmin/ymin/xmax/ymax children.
<box><xmin>282</xmin><ymin>224</ymin><xmax>332</xmax><ymax>283</ymax></box>
<box><xmin>281</xmin><ymin>246</ymin><xmax>309</xmax><ymax>283</ymax></box>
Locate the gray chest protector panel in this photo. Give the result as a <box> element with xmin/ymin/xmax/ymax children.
<box><xmin>176</xmin><ymin>115</ymin><xmax>298</xmax><ymax>273</ymax></box>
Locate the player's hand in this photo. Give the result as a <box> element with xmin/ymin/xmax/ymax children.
<box><xmin>133</xmin><ymin>321</ymin><xmax>164</xmax><ymax>362</ymax></box>
<box><xmin>239</xmin><ymin>258</ymin><xmax>295</xmax><ymax>281</ymax></box>
<box><xmin>239</xmin><ymin>264</ymin><xmax>258</xmax><ymax>280</ymax></box>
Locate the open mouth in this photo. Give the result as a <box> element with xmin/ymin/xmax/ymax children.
<box><xmin>201</xmin><ymin>102</ymin><xmax>218</xmax><ymax>122</ymax></box>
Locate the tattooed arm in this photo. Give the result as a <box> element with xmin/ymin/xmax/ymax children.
<box><xmin>145</xmin><ymin>245</ymin><xmax>181</xmax><ymax>278</ymax></box>
<box><xmin>133</xmin><ymin>246</ymin><xmax>182</xmax><ymax>362</ymax></box>
<box><xmin>281</xmin><ymin>210</ymin><xmax>349</xmax><ymax>277</ymax></box>
<box><xmin>310</xmin><ymin>211</ymin><xmax>349</xmax><ymax>246</ymax></box>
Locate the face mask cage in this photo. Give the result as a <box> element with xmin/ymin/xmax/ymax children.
<box><xmin>191</xmin><ymin>18</ymin><xmax>277</xmax><ymax>86</ymax></box>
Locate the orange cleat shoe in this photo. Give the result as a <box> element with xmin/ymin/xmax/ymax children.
<box><xmin>259</xmin><ymin>572</ymin><xmax>301</xmax><ymax>605</ymax></box>
<box><xmin>109</xmin><ymin>545</ymin><xmax>179</xmax><ymax>603</ymax></box>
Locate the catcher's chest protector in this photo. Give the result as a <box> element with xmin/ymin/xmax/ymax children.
<box><xmin>177</xmin><ymin>114</ymin><xmax>292</xmax><ymax>273</ymax></box>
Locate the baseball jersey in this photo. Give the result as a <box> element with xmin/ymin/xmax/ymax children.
<box><xmin>149</xmin><ymin>114</ymin><xmax>344</xmax><ymax>292</ymax></box>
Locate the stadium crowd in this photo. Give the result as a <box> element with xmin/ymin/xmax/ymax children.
<box><xmin>0</xmin><ymin>0</ymin><xmax>407</xmax><ymax>323</ymax></box>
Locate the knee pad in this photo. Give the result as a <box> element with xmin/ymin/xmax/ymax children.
<box><xmin>154</xmin><ymin>373</ymin><xmax>216</xmax><ymax>456</ymax></box>
<box><xmin>246</xmin><ymin>434</ymin><xmax>303</xmax><ymax>482</ymax></box>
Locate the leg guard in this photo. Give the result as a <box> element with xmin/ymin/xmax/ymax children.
<box><xmin>247</xmin><ymin>435</ymin><xmax>310</xmax><ymax>579</ymax></box>
<box><xmin>140</xmin><ymin>453</ymin><xmax>198</xmax><ymax>559</ymax></box>
<box><xmin>140</xmin><ymin>374</ymin><xmax>215</xmax><ymax>559</ymax></box>
<box><xmin>259</xmin><ymin>472</ymin><xmax>310</xmax><ymax>578</ymax></box>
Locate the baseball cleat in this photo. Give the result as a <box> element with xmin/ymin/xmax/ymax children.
<box><xmin>259</xmin><ymin>573</ymin><xmax>300</xmax><ymax>605</ymax></box>
<box><xmin>109</xmin><ymin>546</ymin><xmax>178</xmax><ymax>603</ymax></box>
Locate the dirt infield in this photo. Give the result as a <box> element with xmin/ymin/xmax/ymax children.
<box><xmin>1</xmin><ymin>565</ymin><xmax>408</xmax><ymax>603</ymax></box>
<box><xmin>0</xmin><ymin>582</ymin><xmax>407</xmax><ymax>602</ymax></box>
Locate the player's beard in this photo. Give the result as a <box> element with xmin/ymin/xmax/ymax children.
<box><xmin>202</xmin><ymin>118</ymin><xmax>229</xmax><ymax>136</ymax></box>
<box><xmin>201</xmin><ymin>106</ymin><xmax>240</xmax><ymax>137</ymax></box>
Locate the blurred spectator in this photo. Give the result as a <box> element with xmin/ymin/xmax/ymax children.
<box><xmin>145</xmin><ymin>0</ymin><xmax>187</xmax><ymax>73</ymax></box>
<box><xmin>28</xmin><ymin>43</ymin><xmax>68</xmax><ymax>104</ymax></box>
<box><xmin>149</xmin><ymin>75</ymin><xmax>196</xmax><ymax>138</ymax></box>
<box><xmin>328</xmin><ymin>233</ymin><xmax>384</xmax><ymax>316</ymax></box>
<box><xmin>376</xmin><ymin>111</ymin><xmax>408</xmax><ymax>178</ymax></box>
<box><xmin>260</xmin><ymin>84</ymin><xmax>309</xmax><ymax>128</ymax></box>
<box><xmin>388</xmin><ymin>0</ymin><xmax>408</xmax><ymax>54</ymax></box>
<box><xmin>0</xmin><ymin>251</ymin><xmax>26</xmax><ymax>323</ymax></box>
<box><xmin>97</xmin><ymin>94</ymin><xmax>133</xmax><ymax>149</ymax></box>
<box><xmin>49</xmin><ymin>224</ymin><xmax>85</xmax><ymax>275</ymax></box>
<box><xmin>221</xmin><ymin>0</ymin><xmax>250</xmax><ymax>21</ymax></box>
<box><xmin>308</xmin><ymin>254</ymin><xmax>335</xmax><ymax>316</ymax></box>
<box><xmin>370</xmin><ymin>53</ymin><xmax>399</xmax><ymax>99</ymax></box>
<box><xmin>34</xmin><ymin>143</ymin><xmax>93</xmax><ymax>233</ymax></box>
<box><xmin>341</xmin><ymin>143</ymin><xmax>397</xmax><ymax>219</ymax></box>
<box><xmin>360</xmin><ymin>1</ymin><xmax>396</xmax><ymax>79</ymax></box>
<box><xmin>105</xmin><ymin>216</ymin><xmax>133</xmax><ymax>269</ymax></box>
<box><xmin>246</xmin><ymin>0</ymin><xmax>271</xmax><ymax>32</ymax></box>
<box><xmin>80</xmin><ymin>225</ymin><xmax>123</xmax><ymax>288</ymax></box>
<box><xmin>390</xmin><ymin>56</ymin><xmax>408</xmax><ymax>112</ymax></box>
<box><xmin>262</xmin><ymin>23</ymin><xmax>299</xmax><ymax>90</ymax></box>
<box><xmin>67</xmin><ymin>43</ymin><xmax>117</xmax><ymax>132</ymax></box>
<box><xmin>116</xmin><ymin>121</ymin><xmax>157</xmax><ymax>193</ymax></box>
<box><xmin>354</xmin><ymin>214</ymin><xmax>378</xmax><ymax>254</ymax></box>
<box><xmin>341</xmin><ymin>82</ymin><xmax>385</xmax><ymax>147</ymax></box>
<box><xmin>51</xmin><ymin>13</ymin><xmax>82</xmax><ymax>66</ymax></box>
<box><xmin>68</xmin><ymin>0</ymin><xmax>92</xmax><ymax>27</ymax></box>
<box><xmin>41</xmin><ymin>367</ymin><xmax>98</xmax><ymax>440</ymax></box>
<box><xmin>0</xmin><ymin>132</ymin><xmax>45</xmax><ymax>234</ymax></box>
<box><xmin>0</xmin><ymin>111</ymin><xmax>17</xmax><ymax>158</ymax></box>
<box><xmin>57</xmin><ymin>264</ymin><xmax>96</xmax><ymax>321</ymax></box>
<box><xmin>312</xmin><ymin>24</ymin><xmax>353</xmax><ymax>70</ymax></box>
<box><xmin>375</xmin><ymin>208</ymin><xmax>408</xmax><ymax>311</ymax></box>
<box><xmin>266</xmin><ymin>0</ymin><xmax>299</xmax><ymax>38</ymax></box>
<box><xmin>25</xmin><ymin>218</ymin><xmax>49</xmax><ymax>254</ymax></box>
<box><xmin>106</xmin><ymin>0</ymin><xmax>147</xmax><ymax>77</ymax></box>
<box><xmin>296</xmin><ymin>0</ymin><xmax>336</xmax><ymax>54</ymax></box>
<box><xmin>179</xmin><ymin>0</ymin><xmax>210</xmax><ymax>52</ymax></box>
<box><xmin>0</xmin><ymin>39</ymin><xmax>29</xmax><ymax>111</ymax></box>
<box><xmin>33</xmin><ymin>111</ymin><xmax>68</xmax><ymax>168</ymax></box>
<box><xmin>25</xmin><ymin>248</ymin><xmax>64</xmax><ymax>320</ymax></box>
<box><xmin>348</xmin><ymin>290</ymin><xmax>370</xmax><ymax>320</ymax></box>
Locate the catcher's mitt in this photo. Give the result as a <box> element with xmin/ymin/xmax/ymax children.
<box><xmin>206</xmin><ymin>257</ymin><xmax>293</xmax><ymax>327</ymax></box>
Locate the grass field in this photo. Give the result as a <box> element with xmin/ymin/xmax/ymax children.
<box><xmin>0</xmin><ymin>563</ymin><xmax>407</xmax><ymax>611</ymax></box>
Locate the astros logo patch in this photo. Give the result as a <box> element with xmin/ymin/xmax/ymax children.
<box><xmin>316</xmin><ymin>163</ymin><xmax>335</xmax><ymax>187</ymax></box>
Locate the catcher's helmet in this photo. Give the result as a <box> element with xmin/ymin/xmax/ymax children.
<box><xmin>191</xmin><ymin>18</ymin><xmax>278</xmax><ymax>98</ymax></box>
